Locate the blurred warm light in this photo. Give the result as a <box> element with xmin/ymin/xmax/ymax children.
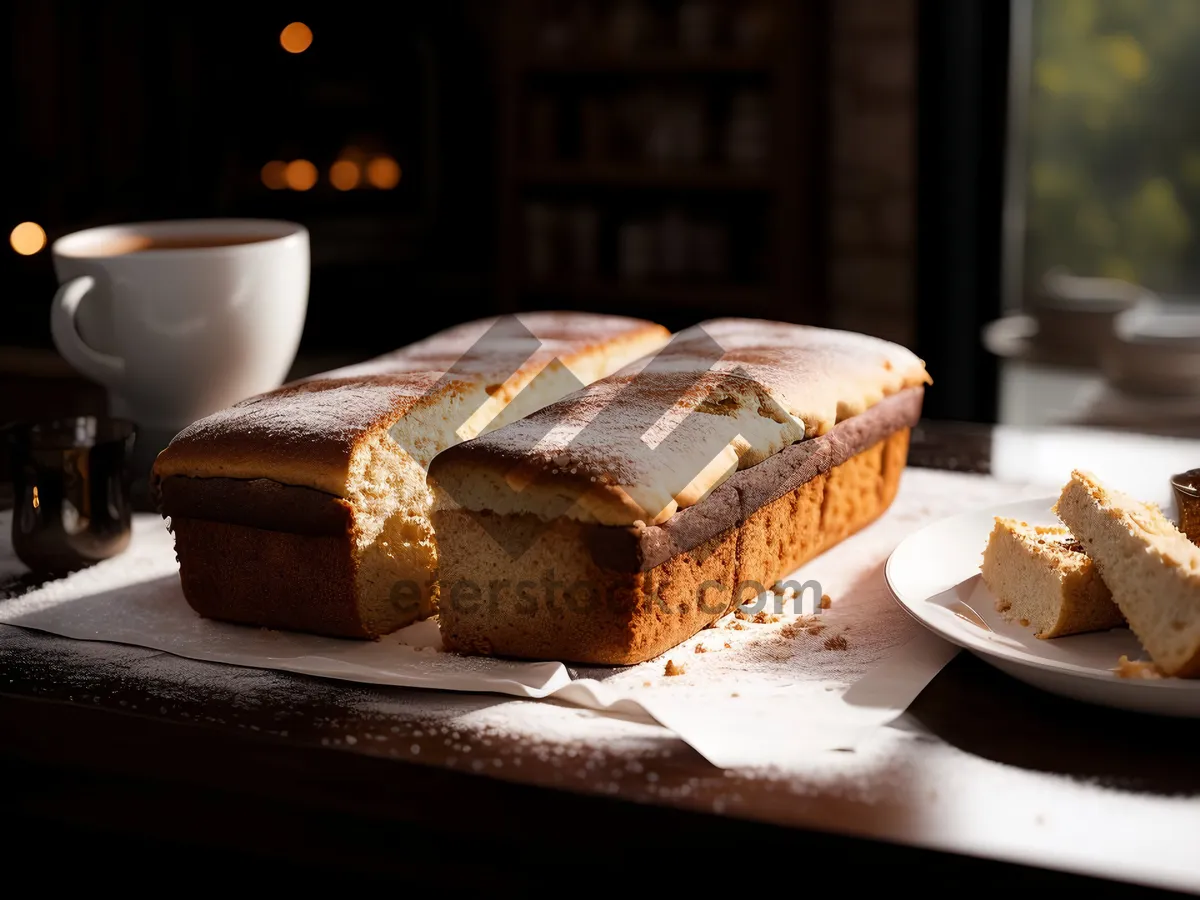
<box><xmin>32</xmin><ymin>486</ymin><xmax>39</xmax><ymax>510</ymax></box>
<box><xmin>280</xmin><ymin>22</ymin><xmax>313</xmax><ymax>54</ymax></box>
<box><xmin>261</xmin><ymin>160</ymin><xmax>288</xmax><ymax>190</ymax></box>
<box><xmin>284</xmin><ymin>159</ymin><xmax>318</xmax><ymax>191</ymax></box>
<box><xmin>10</xmin><ymin>221</ymin><xmax>46</xmax><ymax>255</ymax></box>
<box><xmin>330</xmin><ymin>159</ymin><xmax>361</xmax><ymax>191</ymax></box>
<box><xmin>366</xmin><ymin>155</ymin><xmax>401</xmax><ymax>189</ymax></box>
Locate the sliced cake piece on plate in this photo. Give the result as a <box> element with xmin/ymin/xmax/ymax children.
<box><xmin>1054</xmin><ymin>469</ymin><xmax>1200</xmax><ymax>677</ymax></box>
<box><xmin>980</xmin><ymin>517</ymin><xmax>1123</xmax><ymax>638</ymax></box>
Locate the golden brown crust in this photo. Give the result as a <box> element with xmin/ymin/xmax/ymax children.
<box><xmin>158</xmin><ymin>475</ymin><xmax>352</xmax><ymax>536</ymax></box>
<box><xmin>1172</xmin><ymin>650</ymin><xmax>1200</xmax><ymax>679</ymax></box>
<box><xmin>152</xmin><ymin>312</ymin><xmax>669</xmax><ymax>639</ymax></box>
<box><xmin>435</xmin><ymin>429</ymin><xmax>910</xmax><ymax>665</ymax></box>
<box><xmin>152</xmin><ymin>314</ymin><xmax>670</xmax><ymax>497</ymax></box>
<box><xmin>316</xmin><ymin>313</ymin><xmax>671</xmax><ymax>384</ymax></box>
<box><xmin>428</xmin><ymin>321</ymin><xmax>929</xmax><ymax>527</ymax></box>
<box><xmin>170</xmin><ymin>515</ymin><xmax>436</xmax><ymax>638</ymax></box>
<box><xmin>170</xmin><ymin>516</ymin><xmax>375</xmax><ymax>638</ymax></box>
<box><xmin>152</xmin><ymin>373</ymin><xmax>452</xmax><ymax>496</ymax></box>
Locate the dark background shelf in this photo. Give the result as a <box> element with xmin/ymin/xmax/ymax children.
<box><xmin>497</xmin><ymin>0</ymin><xmax>828</xmax><ymax>327</ymax></box>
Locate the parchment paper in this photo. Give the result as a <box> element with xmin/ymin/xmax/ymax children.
<box><xmin>0</xmin><ymin>468</ymin><xmax>1045</xmax><ymax>767</ymax></box>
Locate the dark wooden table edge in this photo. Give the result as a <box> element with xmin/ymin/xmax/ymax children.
<box><xmin>0</xmin><ymin>689</ymin><xmax>1186</xmax><ymax>896</ymax></box>
<box><xmin>0</xmin><ymin>420</ymin><xmax>1191</xmax><ymax>894</ymax></box>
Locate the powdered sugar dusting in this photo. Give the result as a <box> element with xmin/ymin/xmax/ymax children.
<box><xmin>325</xmin><ymin>312</ymin><xmax>664</xmax><ymax>381</ymax></box>
<box><xmin>430</xmin><ymin>318</ymin><xmax>930</xmax><ymax>523</ymax></box>
<box><xmin>650</xmin><ymin>318</ymin><xmax>931</xmax><ymax>435</ymax></box>
<box><xmin>0</xmin><ymin>468</ymin><xmax>1046</xmax><ymax>770</ymax></box>
<box><xmin>156</xmin><ymin>374</ymin><xmax>447</xmax><ymax>466</ymax></box>
<box><xmin>156</xmin><ymin>313</ymin><xmax>666</xmax><ymax>480</ymax></box>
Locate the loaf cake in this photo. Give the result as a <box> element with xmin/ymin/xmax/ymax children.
<box><xmin>152</xmin><ymin>312</ymin><xmax>670</xmax><ymax>638</ymax></box>
<box><xmin>979</xmin><ymin>517</ymin><xmax>1122</xmax><ymax>638</ymax></box>
<box><xmin>1054</xmin><ymin>469</ymin><xmax>1200</xmax><ymax>677</ymax></box>
<box><xmin>427</xmin><ymin>318</ymin><xmax>931</xmax><ymax>665</ymax></box>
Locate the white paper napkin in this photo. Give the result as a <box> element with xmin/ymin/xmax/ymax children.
<box><xmin>0</xmin><ymin>468</ymin><xmax>1046</xmax><ymax>767</ymax></box>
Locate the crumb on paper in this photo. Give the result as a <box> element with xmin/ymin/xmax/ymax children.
<box><xmin>823</xmin><ymin>634</ymin><xmax>849</xmax><ymax>651</ymax></box>
<box><xmin>730</xmin><ymin>692</ymin><xmax>740</xmax><ymax>698</ymax></box>
<box><xmin>664</xmin><ymin>659</ymin><xmax>686</xmax><ymax>677</ymax></box>
<box><xmin>820</xmin><ymin>594</ymin><xmax>832</xmax><ymax>609</ymax></box>
<box><xmin>1019</xmin><ymin>618</ymin><xmax>1030</xmax><ymax>628</ymax></box>
<box><xmin>734</xmin><ymin>609</ymin><xmax>750</xmax><ymax>621</ymax></box>
<box><xmin>1113</xmin><ymin>655</ymin><xmax>1163</xmax><ymax>679</ymax></box>
<box><xmin>779</xmin><ymin>617</ymin><xmax>815</xmax><ymax>639</ymax></box>
<box><xmin>694</xmin><ymin>644</ymin><xmax>709</xmax><ymax>654</ymax></box>
<box><xmin>752</xmin><ymin>611</ymin><xmax>781</xmax><ymax>624</ymax></box>
<box><xmin>729</xmin><ymin>622</ymin><xmax>747</xmax><ymax>631</ymax></box>
<box><xmin>643</xmin><ymin>680</ymin><xmax>652</xmax><ymax>687</ymax></box>
<box><xmin>807</xmin><ymin>624</ymin><xmax>824</xmax><ymax>636</ymax></box>
<box><xmin>723</xmin><ymin>641</ymin><xmax>731</xmax><ymax>649</ymax></box>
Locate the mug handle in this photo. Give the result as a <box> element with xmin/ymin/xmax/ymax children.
<box><xmin>50</xmin><ymin>275</ymin><xmax>125</xmax><ymax>386</ymax></box>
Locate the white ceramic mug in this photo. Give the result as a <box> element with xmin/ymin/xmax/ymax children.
<box><xmin>50</xmin><ymin>218</ymin><xmax>309</xmax><ymax>431</ymax></box>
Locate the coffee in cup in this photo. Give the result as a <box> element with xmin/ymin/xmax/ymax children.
<box><xmin>50</xmin><ymin>218</ymin><xmax>309</xmax><ymax>433</ymax></box>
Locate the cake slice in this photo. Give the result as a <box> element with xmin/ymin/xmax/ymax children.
<box><xmin>979</xmin><ymin>517</ymin><xmax>1122</xmax><ymax>638</ymax></box>
<box><xmin>1054</xmin><ymin>469</ymin><xmax>1200</xmax><ymax>677</ymax></box>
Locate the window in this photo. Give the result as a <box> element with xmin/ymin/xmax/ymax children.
<box><xmin>1022</xmin><ymin>0</ymin><xmax>1200</xmax><ymax>299</ymax></box>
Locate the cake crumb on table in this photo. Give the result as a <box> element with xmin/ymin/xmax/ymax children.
<box><xmin>694</xmin><ymin>644</ymin><xmax>709</xmax><ymax>654</ymax></box>
<box><xmin>820</xmin><ymin>594</ymin><xmax>832</xmax><ymax>609</ymax></box>
<box><xmin>664</xmin><ymin>659</ymin><xmax>686</xmax><ymax>676</ymax></box>
<box><xmin>752</xmin><ymin>611</ymin><xmax>781</xmax><ymax>624</ymax></box>
<box><xmin>823</xmin><ymin>634</ymin><xmax>849</xmax><ymax>651</ymax></box>
<box><xmin>1113</xmin><ymin>655</ymin><xmax>1163</xmax><ymax>679</ymax></box>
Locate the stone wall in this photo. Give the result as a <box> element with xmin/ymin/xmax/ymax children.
<box><xmin>827</xmin><ymin>0</ymin><xmax>916</xmax><ymax>347</ymax></box>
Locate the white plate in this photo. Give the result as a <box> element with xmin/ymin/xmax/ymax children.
<box><xmin>885</xmin><ymin>497</ymin><xmax>1200</xmax><ymax>717</ymax></box>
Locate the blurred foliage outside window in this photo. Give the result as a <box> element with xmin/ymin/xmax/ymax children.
<box><xmin>1025</xmin><ymin>0</ymin><xmax>1200</xmax><ymax>299</ymax></box>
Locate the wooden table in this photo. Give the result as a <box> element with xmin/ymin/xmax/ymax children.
<box><xmin>2</xmin><ymin>420</ymin><xmax>1198</xmax><ymax>896</ymax></box>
